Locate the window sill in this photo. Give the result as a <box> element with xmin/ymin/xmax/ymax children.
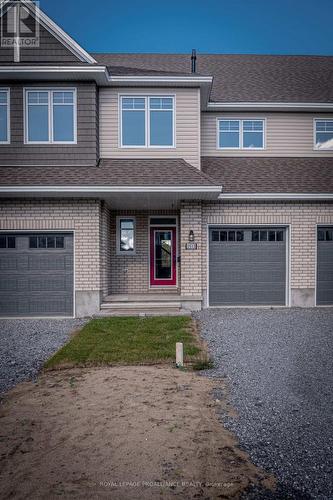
<box><xmin>120</xmin><ymin>145</ymin><xmax>176</xmax><ymax>149</ymax></box>
<box><xmin>24</xmin><ymin>142</ymin><xmax>77</xmax><ymax>146</ymax></box>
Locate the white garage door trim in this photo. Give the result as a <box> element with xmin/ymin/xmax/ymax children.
<box><xmin>0</xmin><ymin>229</ymin><xmax>75</xmax><ymax>318</ymax></box>
<box><xmin>315</xmin><ymin>224</ymin><xmax>333</xmax><ymax>307</ymax></box>
<box><xmin>206</xmin><ymin>224</ymin><xmax>291</xmax><ymax>308</ymax></box>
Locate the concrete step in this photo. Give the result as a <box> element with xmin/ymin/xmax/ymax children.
<box><xmin>95</xmin><ymin>307</ymin><xmax>190</xmax><ymax>317</ymax></box>
<box><xmin>101</xmin><ymin>301</ymin><xmax>181</xmax><ymax>310</ymax></box>
<box><xmin>103</xmin><ymin>294</ymin><xmax>181</xmax><ymax>303</ymax></box>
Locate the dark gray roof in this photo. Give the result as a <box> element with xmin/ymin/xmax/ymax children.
<box><xmin>93</xmin><ymin>53</ymin><xmax>333</xmax><ymax>103</ymax></box>
<box><xmin>201</xmin><ymin>157</ymin><xmax>333</xmax><ymax>193</ymax></box>
<box><xmin>0</xmin><ymin>158</ymin><xmax>219</xmax><ymax>187</ymax></box>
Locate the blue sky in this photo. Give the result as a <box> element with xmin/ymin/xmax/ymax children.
<box><xmin>40</xmin><ymin>0</ymin><xmax>333</xmax><ymax>55</ymax></box>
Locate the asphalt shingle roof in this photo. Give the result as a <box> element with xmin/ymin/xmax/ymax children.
<box><xmin>92</xmin><ymin>53</ymin><xmax>333</xmax><ymax>103</ymax></box>
<box><xmin>201</xmin><ymin>157</ymin><xmax>333</xmax><ymax>193</ymax></box>
<box><xmin>0</xmin><ymin>158</ymin><xmax>219</xmax><ymax>187</ymax></box>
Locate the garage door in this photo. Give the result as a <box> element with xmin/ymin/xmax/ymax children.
<box><xmin>317</xmin><ymin>227</ymin><xmax>333</xmax><ymax>305</ymax></box>
<box><xmin>209</xmin><ymin>227</ymin><xmax>287</xmax><ymax>306</ymax></box>
<box><xmin>0</xmin><ymin>233</ymin><xmax>73</xmax><ymax>316</ymax></box>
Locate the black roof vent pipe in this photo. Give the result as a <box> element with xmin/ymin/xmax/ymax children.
<box><xmin>191</xmin><ymin>49</ymin><xmax>197</xmax><ymax>73</ymax></box>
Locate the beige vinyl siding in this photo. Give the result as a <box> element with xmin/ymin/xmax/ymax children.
<box><xmin>201</xmin><ymin>112</ymin><xmax>333</xmax><ymax>157</ymax></box>
<box><xmin>99</xmin><ymin>87</ymin><xmax>201</xmax><ymax>169</ymax></box>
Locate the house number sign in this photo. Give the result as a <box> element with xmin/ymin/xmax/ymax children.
<box><xmin>185</xmin><ymin>242</ymin><xmax>197</xmax><ymax>250</ymax></box>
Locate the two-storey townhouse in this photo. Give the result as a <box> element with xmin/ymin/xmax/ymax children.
<box><xmin>0</xmin><ymin>1</ymin><xmax>332</xmax><ymax>317</ymax></box>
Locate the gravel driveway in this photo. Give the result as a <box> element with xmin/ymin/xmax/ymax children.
<box><xmin>195</xmin><ymin>308</ymin><xmax>333</xmax><ymax>500</ymax></box>
<box><xmin>0</xmin><ymin>319</ymin><xmax>86</xmax><ymax>395</ymax></box>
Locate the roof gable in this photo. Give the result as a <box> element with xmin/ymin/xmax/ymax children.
<box><xmin>0</xmin><ymin>0</ymin><xmax>95</xmax><ymax>64</ymax></box>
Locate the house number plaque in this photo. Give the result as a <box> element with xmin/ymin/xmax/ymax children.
<box><xmin>185</xmin><ymin>242</ymin><xmax>197</xmax><ymax>250</ymax></box>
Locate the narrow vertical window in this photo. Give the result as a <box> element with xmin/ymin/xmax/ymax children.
<box><xmin>0</xmin><ymin>90</ymin><xmax>9</xmax><ymax>143</ymax></box>
<box><xmin>118</xmin><ymin>218</ymin><xmax>135</xmax><ymax>254</ymax></box>
<box><xmin>52</xmin><ymin>91</ymin><xmax>75</xmax><ymax>142</ymax></box>
<box><xmin>27</xmin><ymin>91</ymin><xmax>49</xmax><ymax>142</ymax></box>
<box><xmin>121</xmin><ymin>97</ymin><xmax>146</xmax><ymax>146</ymax></box>
<box><xmin>218</xmin><ymin>120</ymin><xmax>240</xmax><ymax>148</ymax></box>
<box><xmin>149</xmin><ymin>97</ymin><xmax>174</xmax><ymax>146</ymax></box>
<box><xmin>243</xmin><ymin>120</ymin><xmax>264</xmax><ymax>149</ymax></box>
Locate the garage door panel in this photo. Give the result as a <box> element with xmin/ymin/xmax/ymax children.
<box><xmin>28</xmin><ymin>255</ymin><xmax>68</xmax><ymax>271</ymax></box>
<box><xmin>0</xmin><ymin>233</ymin><xmax>73</xmax><ymax>316</ymax></box>
<box><xmin>209</xmin><ymin>227</ymin><xmax>286</xmax><ymax>306</ymax></box>
<box><xmin>317</xmin><ymin>228</ymin><xmax>333</xmax><ymax>305</ymax></box>
<box><xmin>0</xmin><ymin>256</ymin><xmax>18</xmax><ymax>270</ymax></box>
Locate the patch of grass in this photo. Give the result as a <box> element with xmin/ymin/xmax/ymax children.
<box><xmin>192</xmin><ymin>359</ymin><xmax>214</xmax><ymax>371</ymax></box>
<box><xmin>45</xmin><ymin>316</ymin><xmax>203</xmax><ymax>369</ymax></box>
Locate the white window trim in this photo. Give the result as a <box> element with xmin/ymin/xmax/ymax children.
<box><xmin>24</xmin><ymin>87</ymin><xmax>77</xmax><ymax>145</ymax></box>
<box><xmin>216</xmin><ymin>118</ymin><xmax>266</xmax><ymax>150</ymax></box>
<box><xmin>119</xmin><ymin>94</ymin><xmax>175</xmax><ymax>149</ymax></box>
<box><xmin>313</xmin><ymin>118</ymin><xmax>333</xmax><ymax>151</ymax></box>
<box><xmin>116</xmin><ymin>216</ymin><xmax>136</xmax><ymax>256</ymax></box>
<box><xmin>0</xmin><ymin>88</ymin><xmax>10</xmax><ymax>144</ymax></box>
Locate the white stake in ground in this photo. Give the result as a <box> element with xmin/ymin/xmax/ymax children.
<box><xmin>176</xmin><ymin>342</ymin><xmax>183</xmax><ymax>367</ymax></box>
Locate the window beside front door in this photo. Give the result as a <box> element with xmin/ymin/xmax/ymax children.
<box><xmin>120</xmin><ymin>95</ymin><xmax>174</xmax><ymax>147</ymax></box>
<box><xmin>25</xmin><ymin>89</ymin><xmax>76</xmax><ymax>144</ymax></box>
<box><xmin>117</xmin><ymin>217</ymin><xmax>136</xmax><ymax>255</ymax></box>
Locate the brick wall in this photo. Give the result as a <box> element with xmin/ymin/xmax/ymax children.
<box><xmin>180</xmin><ymin>201</ymin><xmax>202</xmax><ymax>297</ymax></box>
<box><xmin>202</xmin><ymin>200</ymin><xmax>333</xmax><ymax>291</ymax></box>
<box><xmin>110</xmin><ymin>210</ymin><xmax>179</xmax><ymax>294</ymax></box>
<box><xmin>0</xmin><ymin>199</ymin><xmax>101</xmax><ymax>292</ymax></box>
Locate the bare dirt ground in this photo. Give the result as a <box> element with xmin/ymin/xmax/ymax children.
<box><xmin>0</xmin><ymin>366</ymin><xmax>274</xmax><ymax>499</ymax></box>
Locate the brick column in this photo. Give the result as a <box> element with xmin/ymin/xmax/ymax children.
<box><xmin>180</xmin><ymin>201</ymin><xmax>202</xmax><ymax>299</ymax></box>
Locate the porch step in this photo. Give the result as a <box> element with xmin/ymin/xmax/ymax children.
<box><xmin>95</xmin><ymin>307</ymin><xmax>190</xmax><ymax>317</ymax></box>
<box><xmin>101</xmin><ymin>301</ymin><xmax>182</xmax><ymax>310</ymax></box>
<box><xmin>103</xmin><ymin>293</ymin><xmax>181</xmax><ymax>303</ymax></box>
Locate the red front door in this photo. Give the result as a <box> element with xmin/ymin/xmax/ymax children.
<box><xmin>150</xmin><ymin>227</ymin><xmax>177</xmax><ymax>286</ymax></box>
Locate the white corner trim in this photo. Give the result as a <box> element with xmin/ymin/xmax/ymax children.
<box><xmin>219</xmin><ymin>193</ymin><xmax>333</xmax><ymax>200</ymax></box>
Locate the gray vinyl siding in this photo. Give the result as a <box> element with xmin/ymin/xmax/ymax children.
<box><xmin>99</xmin><ymin>87</ymin><xmax>201</xmax><ymax>169</ymax></box>
<box><xmin>0</xmin><ymin>13</ymin><xmax>81</xmax><ymax>63</ymax></box>
<box><xmin>0</xmin><ymin>82</ymin><xmax>98</xmax><ymax>166</ymax></box>
<box><xmin>202</xmin><ymin>112</ymin><xmax>333</xmax><ymax>157</ymax></box>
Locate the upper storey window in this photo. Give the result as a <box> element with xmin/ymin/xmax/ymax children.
<box><xmin>314</xmin><ymin>120</ymin><xmax>333</xmax><ymax>150</ymax></box>
<box><xmin>218</xmin><ymin>119</ymin><xmax>264</xmax><ymax>150</ymax></box>
<box><xmin>0</xmin><ymin>89</ymin><xmax>10</xmax><ymax>144</ymax></box>
<box><xmin>120</xmin><ymin>96</ymin><xmax>174</xmax><ymax>147</ymax></box>
<box><xmin>25</xmin><ymin>89</ymin><xmax>76</xmax><ymax>144</ymax></box>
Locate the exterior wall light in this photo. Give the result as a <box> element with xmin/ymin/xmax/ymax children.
<box><xmin>189</xmin><ymin>230</ymin><xmax>195</xmax><ymax>242</ymax></box>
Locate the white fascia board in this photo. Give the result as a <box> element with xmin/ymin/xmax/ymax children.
<box><xmin>0</xmin><ymin>66</ymin><xmax>213</xmax><ymax>89</ymax></box>
<box><xmin>207</xmin><ymin>102</ymin><xmax>333</xmax><ymax>111</ymax></box>
<box><xmin>219</xmin><ymin>193</ymin><xmax>333</xmax><ymax>200</ymax></box>
<box><xmin>0</xmin><ymin>66</ymin><xmax>107</xmax><ymax>73</ymax></box>
<box><xmin>0</xmin><ymin>185</ymin><xmax>222</xmax><ymax>194</ymax></box>
<box><xmin>109</xmin><ymin>75</ymin><xmax>213</xmax><ymax>84</ymax></box>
